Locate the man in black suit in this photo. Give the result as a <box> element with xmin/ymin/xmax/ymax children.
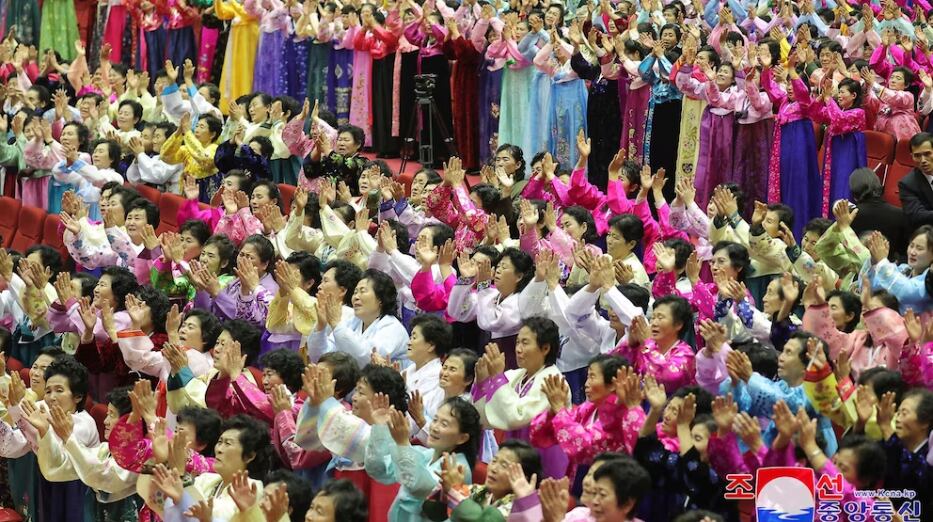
<box><xmin>899</xmin><ymin>132</ymin><xmax>933</xmax><ymax>227</ymax></box>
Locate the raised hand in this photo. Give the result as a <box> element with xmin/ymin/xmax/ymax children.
<box><xmin>184</xmin><ymin>499</ymin><xmax>214</xmax><ymax>522</ymax></box>
<box><xmin>627</xmin><ymin>315</ymin><xmax>649</xmax><ymax>347</ymax></box>
<box><xmin>229</xmin><ymin>470</ymin><xmax>259</xmax><ymax>513</ymax></box>
<box><xmin>725</xmin><ymin>349</ymin><xmax>753</xmax><ymax>383</ymax></box>
<box><xmin>613</xmin><ymin>366</ymin><xmax>641</xmax><ymax>408</ymax></box>
<box><xmin>48</xmin><ymin>403</ymin><xmax>74</xmax><ymax>440</ymax></box>
<box><xmin>733</xmin><ymin>411</ymin><xmax>762</xmax><ymax>451</ymax></box>
<box><xmin>259</xmin><ymin>483</ymin><xmax>290</xmax><ymax>522</ymax></box>
<box><xmin>152</xmin><ymin>464</ymin><xmax>184</xmax><ymax>504</ymax></box>
<box><xmin>440</xmin><ymin>452</ymin><xmax>466</xmax><ymax>493</ymax></box>
<box><xmin>539</xmin><ymin>477</ymin><xmax>570</xmax><ymax>522</ymax></box>
<box><xmin>270</xmin><ymin>383</ymin><xmax>293</xmax><ymax>414</ymax></box>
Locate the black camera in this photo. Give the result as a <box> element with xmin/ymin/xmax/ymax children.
<box><xmin>414</xmin><ymin>74</ymin><xmax>437</xmax><ymax>98</ymax></box>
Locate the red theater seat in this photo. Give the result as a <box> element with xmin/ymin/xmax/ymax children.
<box><xmin>157</xmin><ymin>193</ymin><xmax>186</xmax><ymax>235</ymax></box>
<box><xmin>10</xmin><ymin>206</ymin><xmax>47</xmax><ymax>253</ymax></box>
<box><xmin>864</xmin><ymin>130</ymin><xmax>895</xmax><ymax>180</ymax></box>
<box><xmin>41</xmin><ymin>213</ymin><xmax>73</xmax><ymax>270</ymax></box>
<box><xmin>278</xmin><ymin>183</ymin><xmax>296</xmax><ymax>215</ymax></box>
<box><xmin>0</xmin><ymin>197</ymin><xmax>21</xmax><ymax>247</ymax></box>
<box><xmin>134</xmin><ymin>183</ymin><xmax>163</xmax><ymax>206</ymax></box>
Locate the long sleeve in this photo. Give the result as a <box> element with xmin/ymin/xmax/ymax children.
<box><xmin>475</xmin><ymin>289</ymin><xmax>522</xmax><ymax>334</ymax></box>
<box><xmin>271</xmin><ymin>409</ymin><xmax>331</xmax><ymax>470</ymax></box>
<box><xmin>295</xmin><ymin>397</ymin><xmax>370</xmax><ymax>464</ymax></box>
<box><xmin>205</xmin><ymin>373</ymin><xmax>275</xmax><ymax>423</ymax></box>
<box><xmin>483</xmin><ymin>366</ymin><xmax>562</xmax><ymax>431</ymax></box>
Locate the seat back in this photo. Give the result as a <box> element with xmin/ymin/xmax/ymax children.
<box><xmin>278</xmin><ymin>183</ymin><xmax>296</xmax><ymax>215</ymax></box>
<box><xmin>134</xmin><ymin>183</ymin><xmax>163</xmax><ymax>206</ymax></box>
<box><xmin>883</xmin><ymin>162</ymin><xmax>913</xmax><ymax>207</ymax></box>
<box><xmin>864</xmin><ymin>130</ymin><xmax>895</xmax><ymax>180</ymax></box>
<box><xmin>157</xmin><ymin>193</ymin><xmax>186</xmax><ymax>235</ymax></box>
<box><xmin>0</xmin><ymin>197</ymin><xmax>22</xmax><ymax>247</ymax></box>
<box><xmin>41</xmin><ymin>213</ymin><xmax>73</xmax><ymax>270</ymax></box>
<box><xmin>10</xmin><ymin>206</ymin><xmax>47</xmax><ymax>253</ymax></box>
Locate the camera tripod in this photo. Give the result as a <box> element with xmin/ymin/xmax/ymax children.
<box><xmin>400</xmin><ymin>91</ymin><xmax>458</xmax><ymax>172</ymax></box>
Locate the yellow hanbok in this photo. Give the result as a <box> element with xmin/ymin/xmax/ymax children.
<box><xmin>213</xmin><ymin>0</ymin><xmax>260</xmax><ymax>113</ymax></box>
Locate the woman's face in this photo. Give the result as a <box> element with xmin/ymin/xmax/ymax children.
<box><xmin>710</xmin><ymin>248</ymin><xmax>739</xmax><ymax>280</ymax></box>
<box><xmin>439</xmin><ymin>355</ymin><xmax>469</xmax><ymax>396</ymax></box>
<box><xmin>29</xmin><ymin>354</ymin><xmax>55</xmax><ymax>395</ymax></box>
<box><xmin>591</xmin><ymin>477</ymin><xmax>632</xmax><ymax>522</ymax></box>
<box><xmin>493</xmin><ymin>257</ymin><xmax>523</xmax><ymax>297</ymax></box>
<box><xmin>116</xmin><ymin>104</ymin><xmax>137</xmax><ymax>131</ymax></box>
<box><xmin>212</xmin><ymin>329</ymin><xmax>235</xmax><ymax>364</ymax></box>
<box><xmin>179</xmin><ymin>230</ymin><xmax>203</xmax><ymax>260</ymax></box>
<box><xmin>351</xmin><ymin>377</ymin><xmax>374</xmax><ymax>417</ymax></box>
<box><xmin>836</xmin><ymin>85</ymin><xmax>857</xmax><ymax>109</ymax></box>
<box><xmin>335</xmin><ymin>131</ymin><xmax>360</xmax><ymax>156</ymax></box>
<box><xmin>104</xmin><ymin>403</ymin><xmax>121</xmax><ymax>439</ymax></box>
<box><xmin>238</xmin><ymin>243</ymin><xmax>268</xmax><ymax>273</ymax></box>
<box><xmin>193</xmin><ymin>120</ymin><xmax>214</xmax><ymax>143</ymax></box>
<box><xmin>515</xmin><ymin>325</ymin><xmax>548</xmax><ymax>373</ymax></box>
<box><xmin>199</xmin><ymin>243</ymin><xmax>225</xmax><ymax>274</ymax></box>
<box><xmin>606</xmin><ymin>226</ymin><xmax>633</xmax><ymax>259</ymax></box>
<box><xmin>581</xmin><ymin>461</ymin><xmax>605</xmax><ymax>507</ymax></box>
<box><xmin>560</xmin><ymin>214</ymin><xmax>586</xmax><ymax>241</ymax></box>
<box><xmin>495</xmin><ymin>150</ymin><xmax>519</xmax><ymax>175</ymax></box>
<box><xmin>715</xmin><ymin>65</ymin><xmax>734</xmax><ymax>90</ymax></box>
<box><xmin>484</xmin><ymin>448</ymin><xmax>519</xmax><ymax>498</ymax></box>
<box><xmin>248</xmin><ymin>96</ymin><xmax>269</xmax><ymax>123</ymax></box>
<box><xmin>819</xmin><ymin>48</ymin><xmax>834</xmax><ymax>69</ymax></box>
<box><xmin>907</xmin><ymin>234</ymin><xmax>933</xmax><ymax>273</ymax></box>
<box><xmin>223</xmin><ymin>175</ymin><xmax>243</xmax><ymax>193</ymax></box>
<box><xmin>125</xmin><ymin>208</ymin><xmax>149</xmax><ymax>239</ymax></box>
<box><xmin>831</xmin><ymin>447</ymin><xmax>861</xmax><ymax>488</ymax></box>
<box><xmin>306</xmin><ymin>494</ymin><xmax>336</xmax><ymax>522</ymax></box>
<box><xmin>575</xmin><ymin>7</ymin><xmax>589</xmax><ymax>24</ymax></box>
<box><xmin>213</xmin><ymin>428</ymin><xmax>251</xmax><ymax>480</ymax></box>
<box><xmin>691</xmin><ymin>423</ymin><xmax>711</xmax><ymax>460</ymax></box>
<box><xmin>660</xmin><ymin>28</ymin><xmax>679</xmax><ymax>49</ymax></box>
<box><xmin>514</xmin><ymin>22</ymin><xmax>530</xmax><ymax>41</ymax></box>
<box><xmin>584</xmin><ymin>363</ymin><xmax>614</xmax><ymax>403</ymax></box>
<box><xmin>406</xmin><ymin>324</ymin><xmax>437</xmax><ymax>366</ymax></box>
<box><xmin>827</xmin><ymin>295</ymin><xmax>854</xmax><ymax>330</ymax></box>
<box><xmin>762</xmin><ymin>279</ymin><xmax>783</xmax><ymax>316</ymax></box>
<box><xmin>888</xmin><ymin>71</ymin><xmax>907</xmax><ymax>90</ymax></box>
<box><xmin>649</xmin><ymin>303</ymin><xmax>681</xmax><ymax>343</ymax></box>
<box><xmin>410</xmin><ymin>172</ymin><xmax>431</xmax><ymax>203</ymax></box>
<box><xmin>45</xmin><ymin>374</ymin><xmax>80</xmax><ymax>414</ymax></box>
<box><xmin>351</xmin><ymin>278</ymin><xmax>382</xmax><ymax>321</ymax></box>
<box><xmin>544</xmin><ymin>6</ymin><xmax>561</xmax><ymax>27</ymax></box>
<box><xmin>179</xmin><ymin>315</ymin><xmax>205</xmax><ymax>350</ymax></box>
<box><xmin>92</xmin><ymin>143</ymin><xmax>113</xmax><ymax>169</ymax></box>
<box><xmin>94</xmin><ymin>274</ymin><xmax>115</xmax><ymax>308</ymax></box>
<box><xmin>250</xmin><ymin>185</ymin><xmax>274</xmax><ymax>214</ymax></box>
<box><xmin>261</xmin><ymin>368</ymin><xmax>284</xmax><ymax>393</ymax></box>
<box><xmin>426</xmin><ymin>403</ymin><xmax>469</xmax><ymax>452</ymax></box>
<box><xmin>895</xmin><ymin>395</ymin><xmax>930</xmax><ymax>442</ymax></box>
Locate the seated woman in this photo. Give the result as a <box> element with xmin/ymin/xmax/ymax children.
<box><xmin>472</xmin><ymin>317</ymin><xmax>568</xmax><ymax>479</ymax></box>
<box><xmin>266</xmin><ymin>252</ymin><xmax>322</xmax><ymax>352</ymax></box>
<box><xmin>865</xmin><ymin>226</ymin><xmax>933</xmax><ymax>314</ymax></box>
<box><xmin>153</xmin><ymin>414</ymin><xmax>272</xmax><ymax>520</ymax></box>
<box><xmin>365</xmin><ymin>396</ymin><xmax>482</xmax><ymax>521</ymax></box>
<box><xmin>449</xmin><ymin>248</ymin><xmax>534</xmax><ymax>369</ymax></box>
<box><xmin>308</xmin><ymin>269</ymin><xmax>410</xmax><ymax>369</ymax></box>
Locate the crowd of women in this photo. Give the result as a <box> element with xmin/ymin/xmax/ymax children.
<box><xmin>0</xmin><ymin>0</ymin><xmax>933</xmax><ymax>521</ymax></box>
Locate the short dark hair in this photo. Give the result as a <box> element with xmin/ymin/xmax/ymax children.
<box><xmin>319</xmin><ymin>352</ymin><xmax>361</xmax><ymax>399</ymax></box>
<box><xmin>72</xmin><ymin>273</ymin><xmax>99</xmax><ymax>298</ymax></box>
<box><xmin>241</xmin><ymin>234</ymin><xmax>276</xmax><ymax>272</ymax></box>
<box><xmin>101</xmin><ymin>266</ymin><xmax>141</xmax><ymax>310</ymax></box>
<box><xmin>323</xmin><ymin>260</ymin><xmax>363</xmax><ymax>306</ymax></box>
<box><xmin>609</xmin><ymin>214</ymin><xmax>645</xmax><ymax>244</ymax></box>
<box><xmin>588</xmin><ymin>354</ymin><xmax>629</xmax><ymax>382</ymax></box>
<box><xmin>826</xmin><ymin>290</ymin><xmax>861</xmax><ymax>333</ymax></box>
<box><xmin>409</xmin><ymin>314</ymin><xmax>453</xmax><ymax>358</ymax></box>
<box><xmin>521</xmin><ymin>316</ymin><xmax>561</xmax><ymax>366</ymax></box>
<box><xmin>618</xmin><ymin>284</ymin><xmax>651</xmax><ymax>314</ymax></box>
<box><xmin>711</xmin><ymin>241</ymin><xmax>753</xmax><ymax>282</ymax></box>
<box><xmin>286</xmin><ymin>251</ymin><xmax>321</xmax><ymax>294</ymax></box>
<box><xmin>118</xmin><ymin>99</ymin><xmax>143</xmax><ymax>124</ymax></box>
<box><xmin>316</xmin><ymin>479</ymin><xmax>367</xmax><ymax>522</ymax></box>
<box><xmin>106</xmin><ymin>385</ymin><xmax>133</xmax><ymax>416</ymax></box>
<box><xmin>179</xmin><ymin>220</ymin><xmax>211</xmax><ymax>245</ymax></box>
<box><xmin>184</xmin><ymin>308</ymin><xmax>223</xmax><ymax>352</ymax></box>
<box><xmin>446</xmin><ymin>348</ymin><xmax>478</xmax><ymax>386</ymax></box>
<box><xmin>154</xmin><ymin>121</ymin><xmax>177</xmax><ymax>137</ymax></box>
<box><xmin>652</xmin><ymin>295</ymin><xmax>693</xmax><ymax>339</ymax></box>
<box><xmin>592</xmin><ymin>455</ymin><xmax>651</xmax><ymax>511</ymax></box>
<box><xmin>803</xmin><ymin>218</ymin><xmax>833</xmax><ymax>238</ymax></box>
<box><xmin>910</xmin><ymin>132</ymin><xmax>933</xmax><ymax>152</ymax></box>
<box><xmin>424</xmin><ymin>223</ymin><xmax>455</xmax><ymax>249</ymax></box>
<box><xmin>222</xmin><ymin>319</ymin><xmax>262</xmax><ymax>367</ymax></box>
<box><xmin>360</xmin><ymin>364</ymin><xmax>408</xmax><ymax>411</ymax></box>
<box><xmin>901</xmin><ymin>388</ymin><xmax>933</xmax><ymax>432</ymax></box>
<box><xmin>43</xmin><ymin>356</ymin><xmax>89</xmax><ymax>412</ymax></box>
<box><xmin>336</xmin><ymin>124</ymin><xmax>365</xmax><ymax>147</ymax></box>
<box><xmin>204</xmin><ymin>235</ymin><xmax>238</xmax><ymax>275</ymax></box>
<box><xmin>249</xmin><ymin>179</ymin><xmax>282</xmax><ymax>210</ymax></box>
<box><xmin>360</xmin><ymin>269</ymin><xmax>398</xmax><ymax>318</ymax></box>
<box><xmin>672</xmin><ymin>385</ymin><xmax>714</xmax><ymax>415</ymax></box>
<box><xmin>200</xmin><ymin>114</ymin><xmax>223</xmax><ymax>141</ymax></box>
<box><xmin>176</xmin><ymin>406</ymin><xmax>223</xmax><ymax>457</ymax></box>
<box><xmin>837</xmin><ymin>434</ymin><xmax>886</xmax><ymax>488</ymax></box>
<box><xmin>497</xmin><ymin>248</ymin><xmax>534</xmax><ymax>293</ymax></box>
<box><xmin>24</xmin><ymin>245</ymin><xmax>62</xmax><ymax>276</ymax></box>
<box><xmin>221</xmin><ymin>415</ymin><xmax>272</xmax><ymax>479</ymax></box>
<box><xmin>662</xmin><ymin>238</ymin><xmax>694</xmax><ymax>271</ymax></box>
<box><xmin>264</xmin><ymin>470</ymin><xmax>313</xmax><ymax>522</ymax></box>
<box><xmin>134</xmin><ymin>286</ymin><xmax>170</xmax><ymax>334</ymax></box>
<box><xmin>91</xmin><ymin>138</ymin><xmax>122</xmax><ymax>166</ymax></box>
<box><xmin>127</xmin><ymin>198</ymin><xmax>160</xmax><ymax>228</ymax></box>
<box><xmin>767</xmin><ymin>203</ymin><xmax>794</xmax><ymax>231</ymax></box>
<box><xmin>498</xmin><ymin>439</ymin><xmax>541</xmax><ymax>483</ymax></box>
<box><xmin>259</xmin><ymin>349</ymin><xmax>305</xmax><ymax>393</ymax></box>
<box><xmin>858</xmin><ymin>368</ymin><xmax>906</xmax><ymax>405</ymax></box>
